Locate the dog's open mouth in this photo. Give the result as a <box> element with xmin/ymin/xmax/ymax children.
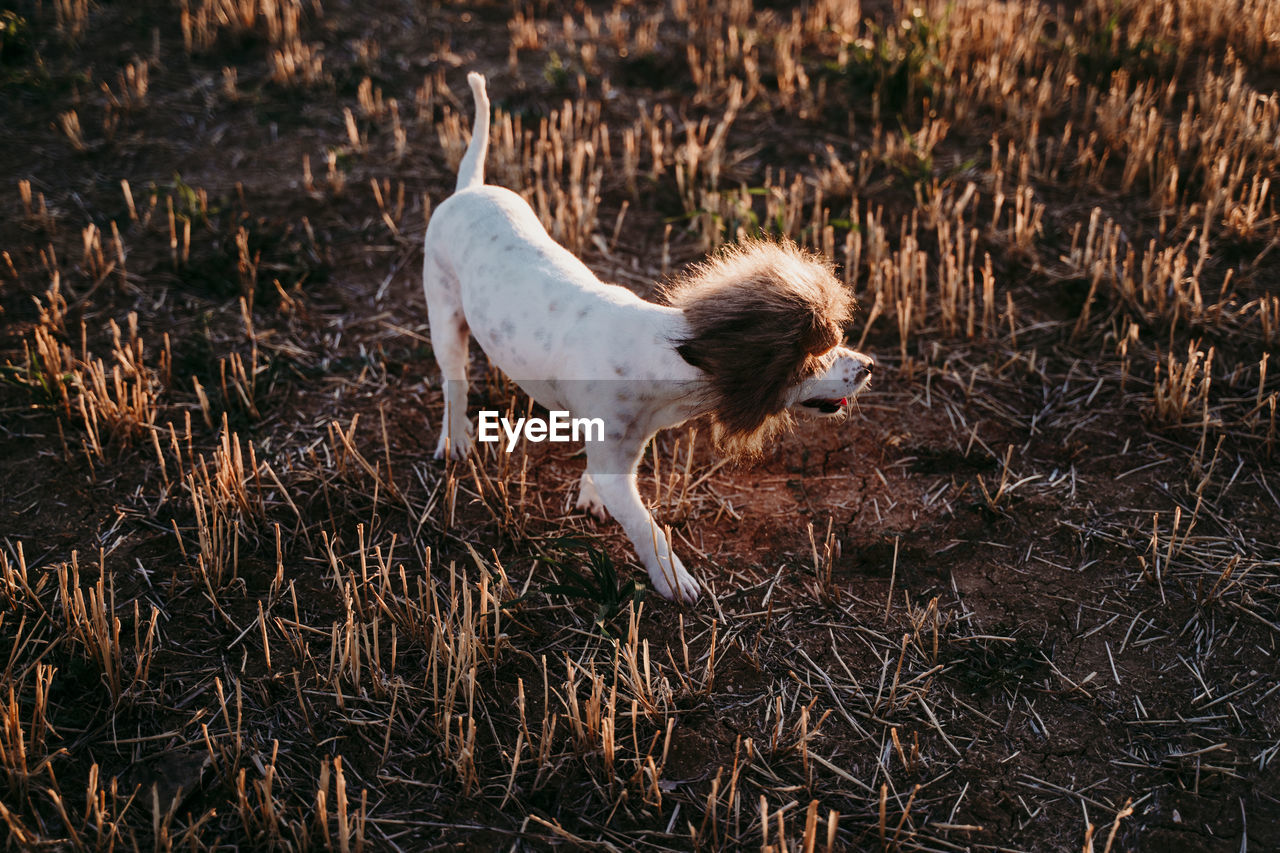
<box><xmin>800</xmin><ymin>396</ymin><xmax>847</xmax><ymax>415</ymax></box>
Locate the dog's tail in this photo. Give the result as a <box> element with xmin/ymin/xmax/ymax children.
<box><xmin>455</xmin><ymin>72</ymin><xmax>490</xmax><ymax>193</ymax></box>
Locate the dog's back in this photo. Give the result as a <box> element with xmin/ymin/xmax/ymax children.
<box><xmin>425</xmin><ymin>76</ymin><xmax>684</xmax><ymax>384</ymax></box>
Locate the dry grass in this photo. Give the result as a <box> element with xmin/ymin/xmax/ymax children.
<box><xmin>1</xmin><ymin>0</ymin><xmax>1278</xmax><ymax>849</ymax></box>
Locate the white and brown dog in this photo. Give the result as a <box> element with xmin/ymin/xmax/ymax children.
<box><xmin>423</xmin><ymin>73</ymin><xmax>873</xmax><ymax>601</ymax></box>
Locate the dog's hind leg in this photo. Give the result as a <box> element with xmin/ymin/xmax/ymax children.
<box><xmin>424</xmin><ymin>255</ymin><xmax>474</xmax><ymax>459</ymax></box>
<box><xmin>575</xmin><ymin>471</ymin><xmax>608</xmax><ymax>520</ymax></box>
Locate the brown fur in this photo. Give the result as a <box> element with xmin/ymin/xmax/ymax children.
<box><xmin>663</xmin><ymin>240</ymin><xmax>855</xmax><ymax>455</ymax></box>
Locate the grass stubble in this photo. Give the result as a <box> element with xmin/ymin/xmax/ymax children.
<box><xmin>1</xmin><ymin>0</ymin><xmax>1279</xmax><ymax>849</ymax></box>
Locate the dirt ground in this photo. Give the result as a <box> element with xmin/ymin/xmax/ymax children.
<box><xmin>2</xmin><ymin>0</ymin><xmax>1279</xmax><ymax>850</ymax></box>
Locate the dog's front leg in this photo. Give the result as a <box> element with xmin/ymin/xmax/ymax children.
<box><xmin>585</xmin><ymin>446</ymin><xmax>700</xmax><ymax>602</ymax></box>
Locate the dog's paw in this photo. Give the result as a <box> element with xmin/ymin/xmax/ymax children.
<box><xmin>433</xmin><ymin>433</ymin><xmax>473</xmax><ymax>460</ymax></box>
<box><xmin>647</xmin><ymin>554</ymin><xmax>700</xmax><ymax>603</ymax></box>
<box><xmin>575</xmin><ymin>473</ymin><xmax>609</xmax><ymax>520</ymax></box>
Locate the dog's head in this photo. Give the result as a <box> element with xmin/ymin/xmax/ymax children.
<box><xmin>664</xmin><ymin>239</ymin><xmax>873</xmax><ymax>455</ymax></box>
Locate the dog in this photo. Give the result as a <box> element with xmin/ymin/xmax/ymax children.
<box><xmin>423</xmin><ymin>72</ymin><xmax>873</xmax><ymax>602</ymax></box>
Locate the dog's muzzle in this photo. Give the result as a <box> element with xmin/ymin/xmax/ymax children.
<box><xmin>799</xmin><ymin>396</ymin><xmax>849</xmax><ymax>415</ymax></box>
<box><xmin>796</xmin><ymin>354</ymin><xmax>873</xmax><ymax>416</ymax></box>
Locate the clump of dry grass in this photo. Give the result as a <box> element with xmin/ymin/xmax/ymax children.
<box><xmin>16</xmin><ymin>300</ymin><xmax>166</xmax><ymax>463</ymax></box>
<box><xmin>55</xmin><ymin>552</ymin><xmax>160</xmax><ymax>705</ymax></box>
<box><xmin>53</xmin><ymin>0</ymin><xmax>89</xmax><ymax>41</ymax></box>
<box><xmin>1150</xmin><ymin>342</ymin><xmax>1215</xmax><ymax>426</ymax></box>
<box><xmin>181</xmin><ymin>0</ymin><xmax>324</xmax><ymax>85</ymax></box>
<box><xmin>77</xmin><ymin>316</ymin><xmax>165</xmax><ymax>454</ymax></box>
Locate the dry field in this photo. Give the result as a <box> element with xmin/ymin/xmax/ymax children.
<box><xmin>2</xmin><ymin>0</ymin><xmax>1279</xmax><ymax>849</ymax></box>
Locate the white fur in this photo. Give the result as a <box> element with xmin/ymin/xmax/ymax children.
<box><xmin>423</xmin><ymin>73</ymin><xmax>872</xmax><ymax>601</ymax></box>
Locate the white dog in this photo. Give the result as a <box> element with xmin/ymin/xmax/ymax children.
<box><xmin>423</xmin><ymin>73</ymin><xmax>873</xmax><ymax>601</ymax></box>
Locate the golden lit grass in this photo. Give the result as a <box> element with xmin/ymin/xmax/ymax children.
<box><xmin>180</xmin><ymin>0</ymin><xmax>324</xmax><ymax>85</ymax></box>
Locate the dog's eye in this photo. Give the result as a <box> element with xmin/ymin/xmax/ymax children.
<box><xmin>797</xmin><ymin>354</ymin><xmax>828</xmax><ymax>380</ymax></box>
<box><xmin>803</xmin><ymin>322</ymin><xmax>840</xmax><ymax>356</ymax></box>
<box><xmin>808</xmin><ymin>345</ymin><xmax>838</xmax><ymax>369</ymax></box>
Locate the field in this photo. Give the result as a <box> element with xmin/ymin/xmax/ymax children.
<box><xmin>2</xmin><ymin>0</ymin><xmax>1279</xmax><ymax>849</ymax></box>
